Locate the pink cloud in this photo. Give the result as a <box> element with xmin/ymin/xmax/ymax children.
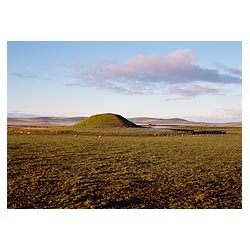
<box><xmin>185</xmin><ymin>108</ymin><xmax>242</xmax><ymax>123</ymax></box>
<box><xmin>164</xmin><ymin>49</ymin><xmax>196</xmax><ymax>67</ymax></box>
<box><xmin>103</xmin><ymin>49</ymin><xmax>197</xmax><ymax>82</ymax></box>
<box><xmin>169</xmin><ymin>84</ymin><xmax>222</xmax><ymax>97</ymax></box>
<box><xmin>67</xmin><ymin>49</ymin><xmax>241</xmax><ymax>95</ymax></box>
<box><xmin>229</xmin><ymin>67</ymin><xmax>242</xmax><ymax>76</ymax></box>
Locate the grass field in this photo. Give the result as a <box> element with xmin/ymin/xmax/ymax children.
<box><xmin>7</xmin><ymin>126</ymin><xmax>242</xmax><ymax>208</ymax></box>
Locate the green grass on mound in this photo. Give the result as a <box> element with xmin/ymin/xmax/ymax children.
<box><xmin>74</xmin><ymin>113</ymin><xmax>139</xmax><ymax>128</ymax></box>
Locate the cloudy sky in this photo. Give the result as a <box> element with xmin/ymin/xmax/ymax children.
<box><xmin>8</xmin><ymin>41</ymin><xmax>241</xmax><ymax>122</ymax></box>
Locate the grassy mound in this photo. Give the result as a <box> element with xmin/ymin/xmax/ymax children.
<box><xmin>74</xmin><ymin>113</ymin><xmax>139</xmax><ymax>128</ymax></box>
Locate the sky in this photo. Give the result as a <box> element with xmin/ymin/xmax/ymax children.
<box><xmin>7</xmin><ymin>41</ymin><xmax>242</xmax><ymax>122</ymax></box>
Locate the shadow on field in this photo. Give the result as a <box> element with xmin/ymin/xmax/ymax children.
<box><xmin>101</xmin><ymin>198</ymin><xmax>142</xmax><ymax>209</ymax></box>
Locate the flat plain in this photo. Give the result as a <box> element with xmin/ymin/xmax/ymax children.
<box><xmin>7</xmin><ymin>126</ymin><xmax>242</xmax><ymax>209</ymax></box>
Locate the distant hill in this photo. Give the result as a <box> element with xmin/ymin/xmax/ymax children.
<box><xmin>74</xmin><ymin>113</ymin><xmax>138</xmax><ymax>128</ymax></box>
<box><xmin>7</xmin><ymin>115</ymin><xmax>242</xmax><ymax>127</ymax></box>
<box><xmin>8</xmin><ymin>116</ymin><xmax>86</xmax><ymax>125</ymax></box>
<box><xmin>129</xmin><ymin>117</ymin><xmax>199</xmax><ymax>125</ymax></box>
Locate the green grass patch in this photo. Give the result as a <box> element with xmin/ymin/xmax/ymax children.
<box><xmin>74</xmin><ymin>113</ymin><xmax>138</xmax><ymax>128</ymax></box>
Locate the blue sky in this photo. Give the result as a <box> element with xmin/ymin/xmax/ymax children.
<box><xmin>8</xmin><ymin>41</ymin><xmax>242</xmax><ymax>122</ymax></box>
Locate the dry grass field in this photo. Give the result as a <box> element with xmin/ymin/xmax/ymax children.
<box><xmin>7</xmin><ymin>126</ymin><xmax>241</xmax><ymax>209</ymax></box>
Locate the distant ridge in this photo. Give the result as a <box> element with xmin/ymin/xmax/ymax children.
<box><xmin>74</xmin><ymin>113</ymin><xmax>139</xmax><ymax>128</ymax></box>
<box><xmin>7</xmin><ymin>117</ymin><xmax>86</xmax><ymax>125</ymax></box>
<box><xmin>7</xmin><ymin>115</ymin><xmax>242</xmax><ymax>127</ymax></box>
<box><xmin>129</xmin><ymin>117</ymin><xmax>195</xmax><ymax>125</ymax></box>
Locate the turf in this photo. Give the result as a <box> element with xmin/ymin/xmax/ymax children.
<box><xmin>7</xmin><ymin>126</ymin><xmax>242</xmax><ymax>209</ymax></box>
<box><xmin>74</xmin><ymin>113</ymin><xmax>139</xmax><ymax>128</ymax></box>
